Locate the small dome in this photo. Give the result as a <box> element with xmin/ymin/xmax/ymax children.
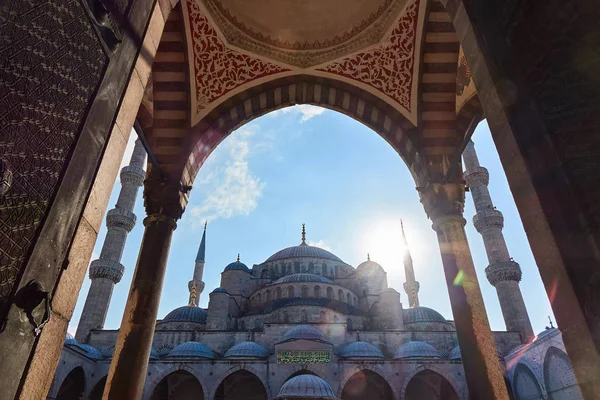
<box><xmin>265</xmin><ymin>245</ymin><xmax>343</xmax><ymax>263</ymax></box>
<box><xmin>76</xmin><ymin>344</ymin><xmax>103</xmax><ymax>360</ymax></box>
<box><xmin>339</xmin><ymin>342</ymin><xmax>384</xmax><ymax>358</ymax></box>
<box><xmin>65</xmin><ymin>332</ymin><xmax>77</xmax><ymax>345</ymax></box>
<box><xmin>157</xmin><ymin>346</ymin><xmax>172</xmax><ymax>357</ymax></box>
<box><xmin>448</xmin><ymin>345</ymin><xmax>461</xmax><ymax>360</ymax></box>
<box><xmin>281</xmin><ymin>325</ymin><xmax>327</xmax><ymax>343</ymax></box>
<box><xmin>224</xmin><ymin>260</ymin><xmax>251</xmax><ymax>272</ymax></box>
<box><xmin>211</xmin><ymin>287</ymin><xmax>229</xmax><ymax>294</ymax></box>
<box><xmin>356</xmin><ymin>259</ymin><xmax>383</xmax><ymax>272</ymax></box>
<box><xmin>150</xmin><ymin>347</ymin><xmax>159</xmax><ymax>360</ymax></box>
<box><xmin>225</xmin><ymin>341</ymin><xmax>269</xmax><ymax>358</ymax></box>
<box><xmin>100</xmin><ymin>346</ymin><xmax>115</xmax><ymax>358</ymax></box>
<box><xmin>403</xmin><ymin>306</ymin><xmax>447</xmax><ymax>324</ymax></box>
<box><xmin>168</xmin><ymin>342</ymin><xmax>216</xmax><ymax>359</ymax></box>
<box><xmin>276</xmin><ymin>375</ymin><xmax>336</xmax><ymax>399</ymax></box>
<box><xmin>274</xmin><ymin>273</ymin><xmax>333</xmax><ymax>284</ymax></box>
<box><xmin>162</xmin><ymin>306</ymin><xmax>207</xmax><ymax>324</ymax></box>
<box><xmin>395</xmin><ymin>341</ymin><xmax>440</xmax><ymax>359</ymax></box>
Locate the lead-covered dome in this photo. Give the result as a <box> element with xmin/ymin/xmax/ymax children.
<box><xmin>76</xmin><ymin>344</ymin><xmax>103</xmax><ymax>360</ymax></box>
<box><xmin>162</xmin><ymin>306</ymin><xmax>207</xmax><ymax>324</ymax></box>
<box><xmin>395</xmin><ymin>341</ymin><xmax>440</xmax><ymax>359</ymax></box>
<box><xmin>281</xmin><ymin>325</ymin><xmax>326</xmax><ymax>343</ymax></box>
<box><xmin>265</xmin><ymin>244</ymin><xmax>343</xmax><ymax>263</ymax></box>
<box><xmin>224</xmin><ymin>259</ymin><xmax>251</xmax><ymax>272</ymax></box>
<box><xmin>168</xmin><ymin>342</ymin><xmax>216</xmax><ymax>359</ymax></box>
<box><xmin>276</xmin><ymin>375</ymin><xmax>336</xmax><ymax>399</ymax></box>
<box><xmin>339</xmin><ymin>341</ymin><xmax>384</xmax><ymax>358</ymax></box>
<box><xmin>274</xmin><ymin>273</ymin><xmax>333</xmax><ymax>284</ymax></box>
<box><xmin>403</xmin><ymin>306</ymin><xmax>447</xmax><ymax>324</ymax></box>
<box><xmin>448</xmin><ymin>345</ymin><xmax>461</xmax><ymax>360</ymax></box>
<box><xmin>65</xmin><ymin>332</ymin><xmax>77</xmax><ymax>345</ymax></box>
<box><xmin>225</xmin><ymin>341</ymin><xmax>270</xmax><ymax>358</ymax></box>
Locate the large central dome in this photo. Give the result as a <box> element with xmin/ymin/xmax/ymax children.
<box><xmin>265</xmin><ymin>244</ymin><xmax>343</xmax><ymax>263</ymax></box>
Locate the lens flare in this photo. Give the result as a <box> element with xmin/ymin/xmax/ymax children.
<box><xmin>453</xmin><ymin>270</ymin><xmax>465</xmax><ymax>286</ymax></box>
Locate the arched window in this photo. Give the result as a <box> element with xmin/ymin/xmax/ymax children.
<box><xmin>347</xmin><ymin>292</ymin><xmax>351</xmax><ymax>303</ymax></box>
<box><xmin>294</xmin><ymin>262</ymin><xmax>300</xmax><ymax>273</ymax></box>
<box><xmin>288</xmin><ymin>286</ymin><xmax>295</xmax><ymax>298</ymax></box>
<box><xmin>322</xmin><ymin>264</ymin><xmax>327</xmax><ymax>276</ymax></box>
<box><xmin>347</xmin><ymin>318</ymin><xmax>353</xmax><ymax>330</ymax></box>
<box><xmin>320</xmin><ymin>311</ymin><xmax>327</xmax><ymax>323</ymax></box>
<box><xmin>266</xmin><ymin>290</ymin><xmax>272</xmax><ymax>302</ymax></box>
<box><xmin>283</xmin><ymin>311</ymin><xmax>289</xmax><ymax>323</ymax></box>
<box><xmin>276</xmin><ymin>287</ymin><xmax>282</xmax><ymax>299</ymax></box>
<box><xmin>314</xmin><ymin>286</ymin><xmax>321</xmax><ymax>298</ymax></box>
<box><xmin>338</xmin><ymin>289</ymin><xmax>343</xmax><ymax>301</ymax></box>
<box><xmin>327</xmin><ymin>287</ymin><xmax>333</xmax><ymax>299</ymax></box>
<box><xmin>308</xmin><ymin>262</ymin><xmax>315</xmax><ymax>273</ymax></box>
<box><xmin>301</xmin><ymin>286</ymin><xmax>308</xmax><ymax>297</ymax></box>
<box><xmin>353</xmin><ymin>297</ymin><xmax>357</xmax><ymax>306</ymax></box>
<box><xmin>257</xmin><ymin>293</ymin><xmax>261</xmax><ymax>304</ymax></box>
<box><xmin>335</xmin><ymin>265</ymin><xmax>339</xmax><ymax>277</ymax></box>
<box><xmin>261</xmin><ymin>269</ymin><xmax>268</xmax><ymax>279</ymax></box>
<box><xmin>301</xmin><ymin>309</ymin><xmax>308</xmax><ymax>323</ymax></box>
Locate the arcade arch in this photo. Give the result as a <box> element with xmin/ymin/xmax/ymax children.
<box><xmin>150</xmin><ymin>370</ymin><xmax>204</xmax><ymax>400</ymax></box>
<box><xmin>341</xmin><ymin>370</ymin><xmax>394</xmax><ymax>400</ymax></box>
<box><xmin>89</xmin><ymin>376</ymin><xmax>107</xmax><ymax>400</ymax></box>
<box><xmin>404</xmin><ymin>369</ymin><xmax>459</xmax><ymax>400</ymax></box>
<box><xmin>513</xmin><ymin>363</ymin><xmax>544</xmax><ymax>400</ymax></box>
<box><xmin>55</xmin><ymin>367</ymin><xmax>86</xmax><ymax>400</ymax></box>
<box><xmin>213</xmin><ymin>370</ymin><xmax>267</xmax><ymax>400</ymax></box>
<box><xmin>544</xmin><ymin>347</ymin><xmax>581</xmax><ymax>399</ymax></box>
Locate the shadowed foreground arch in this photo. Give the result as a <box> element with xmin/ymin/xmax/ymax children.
<box><xmin>89</xmin><ymin>376</ymin><xmax>107</xmax><ymax>400</ymax></box>
<box><xmin>513</xmin><ymin>363</ymin><xmax>543</xmax><ymax>400</ymax></box>
<box><xmin>214</xmin><ymin>370</ymin><xmax>267</xmax><ymax>400</ymax></box>
<box><xmin>341</xmin><ymin>370</ymin><xmax>394</xmax><ymax>400</ymax></box>
<box><xmin>55</xmin><ymin>367</ymin><xmax>85</xmax><ymax>400</ymax></box>
<box><xmin>405</xmin><ymin>369</ymin><xmax>458</xmax><ymax>400</ymax></box>
<box><xmin>150</xmin><ymin>370</ymin><xmax>204</xmax><ymax>400</ymax></box>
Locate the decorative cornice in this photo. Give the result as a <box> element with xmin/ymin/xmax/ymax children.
<box><xmin>473</xmin><ymin>209</ymin><xmax>504</xmax><ymax>232</ymax></box>
<box><xmin>464</xmin><ymin>166</ymin><xmax>489</xmax><ymax>187</ymax></box>
<box><xmin>106</xmin><ymin>208</ymin><xmax>136</xmax><ymax>232</ymax></box>
<box><xmin>120</xmin><ymin>165</ymin><xmax>145</xmax><ymax>187</ymax></box>
<box><xmin>486</xmin><ymin>260</ymin><xmax>522</xmax><ymax>286</ymax></box>
<box><xmin>89</xmin><ymin>259</ymin><xmax>125</xmax><ymax>283</ymax></box>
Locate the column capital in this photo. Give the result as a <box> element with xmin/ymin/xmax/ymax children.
<box><xmin>143</xmin><ymin>175</ymin><xmax>189</xmax><ymax>220</ymax></box>
<box><xmin>419</xmin><ymin>182</ymin><xmax>466</xmax><ymax>225</ymax></box>
<box><xmin>485</xmin><ymin>260</ymin><xmax>522</xmax><ymax>286</ymax></box>
<box><xmin>143</xmin><ymin>213</ymin><xmax>178</xmax><ymax>230</ymax></box>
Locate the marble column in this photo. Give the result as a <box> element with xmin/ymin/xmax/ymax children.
<box><xmin>463</xmin><ymin>141</ymin><xmax>533</xmax><ymax>342</ymax></box>
<box><xmin>421</xmin><ymin>183</ymin><xmax>508</xmax><ymax>399</ymax></box>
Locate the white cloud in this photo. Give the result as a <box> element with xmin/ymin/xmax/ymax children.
<box><xmin>190</xmin><ymin>125</ymin><xmax>265</xmax><ymax>224</ymax></box>
<box><xmin>269</xmin><ymin>105</ymin><xmax>326</xmax><ymax>122</ymax></box>
<box><xmin>307</xmin><ymin>240</ymin><xmax>331</xmax><ymax>251</ymax></box>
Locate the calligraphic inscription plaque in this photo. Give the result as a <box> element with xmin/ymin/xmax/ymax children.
<box><xmin>277</xmin><ymin>351</ymin><xmax>331</xmax><ymax>364</ymax></box>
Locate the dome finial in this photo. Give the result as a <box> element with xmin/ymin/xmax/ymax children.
<box><xmin>548</xmin><ymin>315</ymin><xmax>554</xmax><ymax>329</ymax></box>
<box><xmin>301</xmin><ymin>223</ymin><xmax>306</xmax><ymax>245</ymax></box>
<box><xmin>237</xmin><ymin>253</ymin><xmax>240</xmax><ymax>262</ymax></box>
<box><xmin>367</xmin><ymin>253</ymin><xmax>370</xmax><ymax>261</ymax></box>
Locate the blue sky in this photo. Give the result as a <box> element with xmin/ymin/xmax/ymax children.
<box><xmin>69</xmin><ymin>106</ymin><xmax>554</xmax><ymax>335</ymax></box>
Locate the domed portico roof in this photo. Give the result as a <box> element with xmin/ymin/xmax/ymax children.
<box><xmin>275</xmin><ymin>375</ymin><xmax>336</xmax><ymax>399</ymax></box>
<box><xmin>274</xmin><ymin>273</ymin><xmax>333</xmax><ymax>284</ymax></box>
<box><xmin>403</xmin><ymin>306</ymin><xmax>447</xmax><ymax>324</ymax></box>
<box><xmin>225</xmin><ymin>341</ymin><xmax>270</xmax><ymax>358</ymax></box>
<box><xmin>162</xmin><ymin>306</ymin><xmax>207</xmax><ymax>324</ymax></box>
<box><xmin>280</xmin><ymin>325</ymin><xmax>327</xmax><ymax>343</ymax></box>
<box><xmin>395</xmin><ymin>341</ymin><xmax>440</xmax><ymax>359</ymax></box>
<box><xmin>76</xmin><ymin>344</ymin><xmax>103</xmax><ymax>360</ymax></box>
<box><xmin>339</xmin><ymin>341</ymin><xmax>384</xmax><ymax>358</ymax></box>
<box><xmin>168</xmin><ymin>342</ymin><xmax>216</xmax><ymax>359</ymax></box>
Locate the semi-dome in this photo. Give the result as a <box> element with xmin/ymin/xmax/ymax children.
<box><xmin>449</xmin><ymin>345</ymin><xmax>461</xmax><ymax>360</ymax></box>
<box><xmin>395</xmin><ymin>341</ymin><xmax>440</xmax><ymax>359</ymax></box>
<box><xmin>225</xmin><ymin>341</ymin><xmax>270</xmax><ymax>358</ymax></box>
<box><xmin>339</xmin><ymin>341</ymin><xmax>384</xmax><ymax>358</ymax></box>
<box><xmin>76</xmin><ymin>344</ymin><xmax>103</xmax><ymax>360</ymax></box>
<box><xmin>273</xmin><ymin>273</ymin><xmax>333</xmax><ymax>284</ymax></box>
<box><xmin>403</xmin><ymin>306</ymin><xmax>447</xmax><ymax>324</ymax></box>
<box><xmin>224</xmin><ymin>259</ymin><xmax>251</xmax><ymax>272</ymax></box>
<box><xmin>168</xmin><ymin>342</ymin><xmax>216</xmax><ymax>359</ymax></box>
<box><xmin>65</xmin><ymin>332</ymin><xmax>77</xmax><ymax>345</ymax></box>
<box><xmin>162</xmin><ymin>306</ymin><xmax>207</xmax><ymax>324</ymax></box>
<box><xmin>276</xmin><ymin>374</ymin><xmax>336</xmax><ymax>399</ymax></box>
<box><xmin>265</xmin><ymin>245</ymin><xmax>343</xmax><ymax>263</ymax></box>
<box><xmin>281</xmin><ymin>325</ymin><xmax>326</xmax><ymax>343</ymax></box>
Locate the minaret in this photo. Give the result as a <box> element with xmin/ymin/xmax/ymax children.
<box><xmin>401</xmin><ymin>220</ymin><xmax>420</xmax><ymax>307</ymax></box>
<box><xmin>463</xmin><ymin>140</ymin><xmax>534</xmax><ymax>342</ymax></box>
<box><xmin>188</xmin><ymin>222</ymin><xmax>207</xmax><ymax>306</ymax></box>
<box><xmin>75</xmin><ymin>139</ymin><xmax>146</xmax><ymax>343</ymax></box>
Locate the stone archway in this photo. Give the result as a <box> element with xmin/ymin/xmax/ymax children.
<box><xmin>213</xmin><ymin>370</ymin><xmax>268</xmax><ymax>400</ymax></box>
<box><xmin>341</xmin><ymin>370</ymin><xmax>394</xmax><ymax>400</ymax></box>
<box><xmin>89</xmin><ymin>376</ymin><xmax>107</xmax><ymax>400</ymax></box>
<box><xmin>543</xmin><ymin>347</ymin><xmax>582</xmax><ymax>400</ymax></box>
<box><xmin>55</xmin><ymin>366</ymin><xmax>86</xmax><ymax>400</ymax></box>
<box><xmin>513</xmin><ymin>363</ymin><xmax>543</xmax><ymax>400</ymax></box>
<box><xmin>150</xmin><ymin>370</ymin><xmax>204</xmax><ymax>400</ymax></box>
<box><xmin>404</xmin><ymin>369</ymin><xmax>459</xmax><ymax>400</ymax></box>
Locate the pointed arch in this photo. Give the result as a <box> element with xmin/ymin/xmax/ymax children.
<box><xmin>89</xmin><ymin>375</ymin><xmax>107</xmax><ymax>400</ymax></box>
<box><xmin>543</xmin><ymin>346</ymin><xmax>582</xmax><ymax>399</ymax></box>
<box><xmin>55</xmin><ymin>366</ymin><xmax>86</xmax><ymax>400</ymax></box>
<box><xmin>400</xmin><ymin>366</ymin><xmax>463</xmax><ymax>400</ymax></box>
<box><xmin>513</xmin><ymin>362</ymin><xmax>544</xmax><ymax>400</ymax></box>
<box><xmin>213</xmin><ymin>369</ymin><xmax>268</xmax><ymax>400</ymax></box>
<box><xmin>341</xmin><ymin>369</ymin><xmax>394</xmax><ymax>400</ymax></box>
<box><xmin>403</xmin><ymin>369</ymin><xmax>459</xmax><ymax>400</ymax></box>
<box><xmin>150</xmin><ymin>370</ymin><xmax>204</xmax><ymax>400</ymax></box>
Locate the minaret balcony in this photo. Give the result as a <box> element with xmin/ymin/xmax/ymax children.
<box><xmin>473</xmin><ymin>209</ymin><xmax>504</xmax><ymax>232</ymax></box>
<box><xmin>120</xmin><ymin>165</ymin><xmax>145</xmax><ymax>186</ymax></box>
<box><xmin>464</xmin><ymin>166</ymin><xmax>489</xmax><ymax>187</ymax></box>
<box><xmin>89</xmin><ymin>259</ymin><xmax>125</xmax><ymax>283</ymax></box>
<box><xmin>106</xmin><ymin>208</ymin><xmax>136</xmax><ymax>231</ymax></box>
<box><xmin>485</xmin><ymin>260</ymin><xmax>522</xmax><ymax>286</ymax></box>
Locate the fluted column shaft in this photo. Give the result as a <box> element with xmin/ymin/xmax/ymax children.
<box><xmin>75</xmin><ymin>139</ymin><xmax>145</xmax><ymax>343</ymax></box>
<box><xmin>464</xmin><ymin>141</ymin><xmax>533</xmax><ymax>342</ymax></box>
